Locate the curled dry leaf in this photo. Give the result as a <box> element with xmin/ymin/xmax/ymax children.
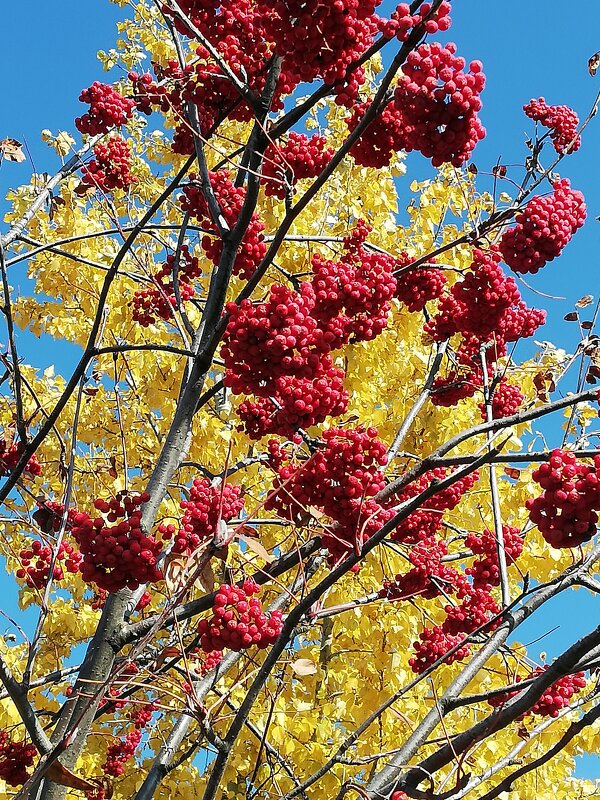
<box><xmin>589</xmin><ymin>51</ymin><xmax>600</xmax><ymax>76</ymax></box>
<box><xmin>0</xmin><ymin>137</ymin><xmax>26</xmax><ymax>163</ymax></box>
<box><xmin>291</xmin><ymin>658</ymin><xmax>318</xmax><ymax>677</ymax></box>
<box><xmin>576</xmin><ymin>295</ymin><xmax>594</xmax><ymax>308</ymax></box>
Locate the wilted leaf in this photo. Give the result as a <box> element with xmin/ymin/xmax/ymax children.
<box><xmin>155</xmin><ymin>645</ymin><xmax>181</xmax><ymax>669</ymax></box>
<box><xmin>74</xmin><ymin>182</ymin><xmax>96</xmax><ymax>197</ymax></box>
<box><xmin>291</xmin><ymin>658</ymin><xmax>318</xmax><ymax>677</ymax></box>
<box><xmin>194</xmin><ymin>559</ymin><xmax>216</xmax><ymax>593</ymax></box>
<box><xmin>589</xmin><ymin>51</ymin><xmax>600</xmax><ymax>76</ymax></box>
<box><xmin>238</xmin><ymin>533</ymin><xmax>274</xmax><ymax>563</ymax></box>
<box><xmin>0</xmin><ymin>138</ymin><xmax>26</xmax><ymax>163</ymax></box>
<box><xmin>46</xmin><ymin>762</ymin><xmax>98</xmax><ymax>791</ymax></box>
<box><xmin>467</xmin><ymin>163</ymin><xmax>478</xmax><ymax>175</ymax></box>
<box><xmin>564</xmin><ymin>312</ymin><xmax>579</xmax><ymax>321</ymax></box>
<box><xmin>492</xmin><ymin>164</ymin><xmax>507</xmax><ymax>178</ymax></box>
<box><xmin>576</xmin><ymin>295</ymin><xmax>594</xmax><ymax>308</ymax></box>
<box><xmin>48</xmin><ymin>195</ymin><xmax>65</xmax><ymax>221</ymax></box>
<box><xmin>504</xmin><ymin>467</ymin><xmax>521</xmax><ymax>480</ymax></box>
<box><xmin>582</xmin><ymin>321</ymin><xmax>594</xmax><ymax>330</ymax></box>
<box><xmin>164</xmin><ymin>555</ymin><xmax>187</xmax><ymax>592</ymax></box>
<box><xmin>108</xmin><ymin>455</ymin><xmax>118</xmax><ymax>479</ymax></box>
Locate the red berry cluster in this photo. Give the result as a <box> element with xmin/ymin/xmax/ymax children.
<box><xmin>310</xmin><ymin>222</ymin><xmax>398</xmax><ymax>346</ymax></box>
<box><xmin>350</xmin><ymin>43</ymin><xmax>485</xmax><ymax>168</ymax></box>
<box><xmin>488</xmin><ymin>667</ymin><xmax>587</xmax><ymax>719</ymax></box>
<box><xmin>465</xmin><ymin>525</ymin><xmax>523</xmax><ymax>589</ymax></box>
<box><xmin>32</xmin><ymin>500</ymin><xmax>76</xmax><ymax>533</ymax></box>
<box><xmin>103</xmin><ymin>704</ymin><xmax>154</xmax><ymax>777</ymax></box>
<box><xmin>394</xmin><ymin>255</ymin><xmax>447</xmax><ymax>313</ymax></box>
<box><xmin>526</xmin><ymin>450</ymin><xmax>600</xmax><ymax>548</ymax></box>
<box><xmin>160</xmin><ymin>477</ymin><xmax>244</xmax><ymax>555</ymax></box>
<box><xmin>499</xmin><ymin>179</ymin><xmax>586</xmax><ymax>274</ymax></box>
<box><xmin>0</xmin><ymin>734</ymin><xmax>36</xmax><ymax>787</ymax></box>
<box><xmin>222</xmin><ymin>283</ymin><xmax>321</xmax><ymax>394</ymax></box>
<box><xmin>162</xmin><ymin>0</ymin><xmax>276</xmax><ymax>129</ymax></box>
<box><xmin>427</xmin><ymin>249</ymin><xmax>520</xmax><ymax>341</ymax></box>
<box><xmin>379</xmin><ymin>1</ymin><xmax>452</xmax><ymax>40</ymax></box>
<box><xmin>380</xmin><ymin>538</ymin><xmax>463</xmax><ymax>601</ymax></box>
<box><xmin>262</xmin><ymin>133</ymin><xmax>334</xmax><ymax>200</ymax></box>
<box><xmin>72</xmin><ymin>492</ymin><xmax>163</xmax><ymax>592</ymax></box>
<box><xmin>198</xmin><ymin>580</ymin><xmax>284</xmax><ymax>652</ymax></box>
<box><xmin>199</xmin><ymin>648</ymin><xmax>223</xmax><ymax>676</ymax></box>
<box><xmin>266</xmin><ymin>426</ymin><xmax>392</xmax><ymax>563</ymax></box>
<box><xmin>524</xmin><ymin>97</ymin><xmax>581</xmax><ymax>154</ymax></box>
<box><xmin>409</xmin><ymin>625</ymin><xmax>470</xmax><ymax>673</ymax></box>
<box><xmin>442</xmin><ymin>588</ymin><xmax>500</xmax><ymax>636</ymax></box>
<box><xmin>256</xmin><ymin>0</ymin><xmax>379</xmax><ymax>103</ymax></box>
<box><xmin>237</xmin><ymin>363</ymin><xmax>349</xmax><ymax>439</ymax></box>
<box><xmin>16</xmin><ymin>538</ymin><xmax>82</xmax><ymax>589</ymax></box>
<box><xmin>479</xmin><ymin>378</ymin><xmax>524</xmax><ymax>421</ymax></box>
<box><xmin>80</xmin><ymin>136</ymin><xmax>136</xmax><ymax>193</ymax></box>
<box><xmin>75</xmin><ymin>82</ymin><xmax>135</xmax><ymax>135</ymax></box>
<box><xmin>390</xmin><ymin>468</ymin><xmax>480</xmax><ymax>544</ymax></box>
<box><xmin>180</xmin><ymin>170</ymin><xmax>266</xmax><ymax>280</ymax></box>
<box><xmin>0</xmin><ymin>440</ymin><xmax>42</xmax><ymax>479</ymax></box>
<box><xmin>424</xmin><ymin>248</ymin><xmax>546</xmax><ymax>407</ymax></box>
<box><xmin>132</xmin><ymin>246</ymin><xmax>201</xmax><ymax>327</ymax></box>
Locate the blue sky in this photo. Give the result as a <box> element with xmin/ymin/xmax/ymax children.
<box><xmin>2</xmin><ymin>0</ymin><xmax>600</xmax><ymax>778</ymax></box>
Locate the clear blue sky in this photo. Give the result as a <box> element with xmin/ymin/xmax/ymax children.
<box><xmin>2</xmin><ymin>0</ymin><xmax>600</xmax><ymax>778</ymax></box>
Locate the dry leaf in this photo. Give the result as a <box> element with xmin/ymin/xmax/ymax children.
<box><xmin>0</xmin><ymin>138</ymin><xmax>25</xmax><ymax>163</ymax></box>
<box><xmin>155</xmin><ymin>645</ymin><xmax>181</xmax><ymax>669</ymax></box>
<box><xmin>238</xmin><ymin>533</ymin><xmax>274</xmax><ymax>563</ymax></box>
<box><xmin>576</xmin><ymin>295</ymin><xmax>594</xmax><ymax>308</ymax></box>
<box><xmin>564</xmin><ymin>311</ymin><xmax>579</xmax><ymax>321</ymax></box>
<box><xmin>492</xmin><ymin>164</ymin><xmax>507</xmax><ymax>178</ymax></box>
<box><xmin>589</xmin><ymin>52</ymin><xmax>600</xmax><ymax>76</ymax></box>
<box><xmin>582</xmin><ymin>320</ymin><xmax>593</xmax><ymax>330</ymax></box>
<box><xmin>46</xmin><ymin>762</ymin><xmax>97</xmax><ymax>791</ymax></box>
<box><xmin>504</xmin><ymin>467</ymin><xmax>521</xmax><ymax>480</ymax></box>
<box><xmin>164</xmin><ymin>554</ymin><xmax>187</xmax><ymax>592</ymax></box>
<box><xmin>194</xmin><ymin>559</ymin><xmax>216</xmax><ymax>593</ymax></box>
<box><xmin>291</xmin><ymin>658</ymin><xmax>318</xmax><ymax>676</ymax></box>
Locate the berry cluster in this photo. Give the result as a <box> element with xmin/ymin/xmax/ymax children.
<box><xmin>390</xmin><ymin>468</ymin><xmax>480</xmax><ymax>544</ymax></box>
<box><xmin>0</xmin><ymin>734</ymin><xmax>36</xmax><ymax>787</ymax></box>
<box><xmin>198</xmin><ymin>580</ymin><xmax>283</xmax><ymax>652</ymax></box>
<box><xmin>442</xmin><ymin>588</ymin><xmax>500</xmax><ymax>636</ymax></box>
<box><xmin>16</xmin><ymin>538</ymin><xmax>82</xmax><ymax>589</ymax></box>
<box><xmin>526</xmin><ymin>450</ymin><xmax>600</xmax><ymax>548</ymax></box>
<box><xmin>465</xmin><ymin>526</ymin><xmax>523</xmax><ymax>589</ymax></box>
<box><xmin>262</xmin><ymin>133</ymin><xmax>334</xmax><ymax>200</ymax></box>
<box><xmin>132</xmin><ymin>246</ymin><xmax>201</xmax><ymax>327</ymax></box>
<box><xmin>256</xmin><ymin>0</ymin><xmax>379</xmax><ymax>102</ymax></box>
<box><xmin>266</xmin><ymin>427</ymin><xmax>391</xmax><ymax>562</ymax></box>
<box><xmin>479</xmin><ymin>378</ymin><xmax>524</xmax><ymax>421</ymax></box>
<box><xmin>75</xmin><ymin>82</ymin><xmax>135</xmax><ymax>135</ymax></box>
<box><xmin>0</xmin><ymin>440</ymin><xmax>42</xmax><ymax>479</ymax></box>
<box><xmin>524</xmin><ymin>98</ymin><xmax>581</xmax><ymax>154</ymax></box>
<box><xmin>237</xmin><ymin>363</ymin><xmax>349</xmax><ymax>439</ymax></box>
<box><xmin>160</xmin><ymin>478</ymin><xmax>244</xmax><ymax>555</ymax></box>
<box><xmin>72</xmin><ymin>492</ymin><xmax>163</xmax><ymax>592</ymax></box>
<box><xmin>394</xmin><ymin>256</ymin><xmax>447</xmax><ymax>312</ymax></box>
<box><xmin>424</xmin><ymin>248</ymin><xmax>546</xmax><ymax>407</ymax></box>
<box><xmin>180</xmin><ymin>170</ymin><xmax>266</xmax><ymax>280</ymax></box>
<box><xmin>380</xmin><ymin>538</ymin><xmax>463</xmax><ymax>601</ymax></box>
<box><xmin>350</xmin><ymin>43</ymin><xmax>485</xmax><ymax>168</ymax></box>
<box><xmin>379</xmin><ymin>1</ymin><xmax>452</xmax><ymax>40</ymax></box>
<box><xmin>80</xmin><ymin>136</ymin><xmax>136</xmax><ymax>193</ymax></box>
<box><xmin>409</xmin><ymin>625</ymin><xmax>471</xmax><ymax>673</ymax></box>
<box><xmin>310</xmin><ymin>222</ymin><xmax>398</xmax><ymax>346</ymax></box>
<box><xmin>32</xmin><ymin>500</ymin><xmax>76</xmax><ymax>533</ymax></box>
<box><xmin>499</xmin><ymin>179</ymin><xmax>586</xmax><ymax>274</ymax></box>
<box><xmin>103</xmin><ymin>704</ymin><xmax>154</xmax><ymax>777</ymax></box>
<box><xmin>488</xmin><ymin>667</ymin><xmax>587</xmax><ymax>719</ymax></box>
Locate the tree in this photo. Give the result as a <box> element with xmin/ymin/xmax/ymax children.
<box><xmin>1</xmin><ymin>1</ymin><xmax>600</xmax><ymax>798</ymax></box>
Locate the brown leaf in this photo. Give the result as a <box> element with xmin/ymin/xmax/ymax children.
<box><xmin>291</xmin><ymin>658</ymin><xmax>318</xmax><ymax>677</ymax></box>
<box><xmin>194</xmin><ymin>559</ymin><xmax>216</xmax><ymax>593</ymax></box>
<box><xmin>467</xmin><ymin>163</ymin><xmax>478</xmax><ymax>175</ymax></box>
<box><xmin>585</xmin><ymin>370</ymin><xmax>597</xmax><ymax>384</ymax></box>
<box><xmin>164</xmin><ymin>554</ymin><xmax>187</xmax><ymax>593</ymax></box>
<box><xmin>83</xmin><ymin>386</ymin><xmax>99</xmax><ymax>397</ymax></box>
<box><xmin>504</xmin><ymin>467</ymin><xmax>521</xmax><ymax>480</ymax></box>
<box><xmin>48</xmin><ymin>195</ymin><xmax>65</xmax><ymax>221</ymax></box>
<box><xmin>108</xmin><ymin>455</ymin><xmax>118</xmax><ymax>479</ymax></box>
<box><xmin>74</xmin><ymin>181</ymin><xmax>96</xmax><ymax>197</ymax></box>
<box><xmin>46</xmin><ymin>762</ymin><xmax>97</xmax><ymax>791</ymax></box>
<box><xmin>564</xmin><ymin>311</ymin><xmax>579</xmax><ymax>321</ymax></box>
<box><xmin>589</xmin><ymin>52</ymin><xmax>600</xmax><ymax>76</ymax></box>
<box><xmin>517</xmin><ymin>724</ymin><xmax>530</xmax><ymax>741</ymax></box>
<box><xmin>155</xmin><ymin>645</ymin><xmax>181</xmax><ymax>669</ymax></box>
<box><xmin>238</xmin><ymin>533</ymin><xmax>275</xmax><ymax>563</ymax></box>
<box><xmin>492</xmin><ymin>164</ymin><xmax>507</xmax><ymax>178</ymax></box>
<box><xmin>582</xmin><ymin>320</ymin><xmax>594</xmax><ymax>330</ymax></box>
<box><xmin>533</xmin><ymin>371</ymin><xmax>554</xmax><ymax>402</ymax></box>
<box><xmin>576</xmin><ymin>294</ymin><xmax>594</xmax><ymax>308</ymax></box>
<box><xmin>0</xmin><ymin>138</ymin><xmax>26</xmax><ymax>163</ymax></box>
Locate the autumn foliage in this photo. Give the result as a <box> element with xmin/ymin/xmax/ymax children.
<box><xmin>1</xmin><ymin>2</ymin><xmax>600</xmax><ymax>800</ymax></box>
